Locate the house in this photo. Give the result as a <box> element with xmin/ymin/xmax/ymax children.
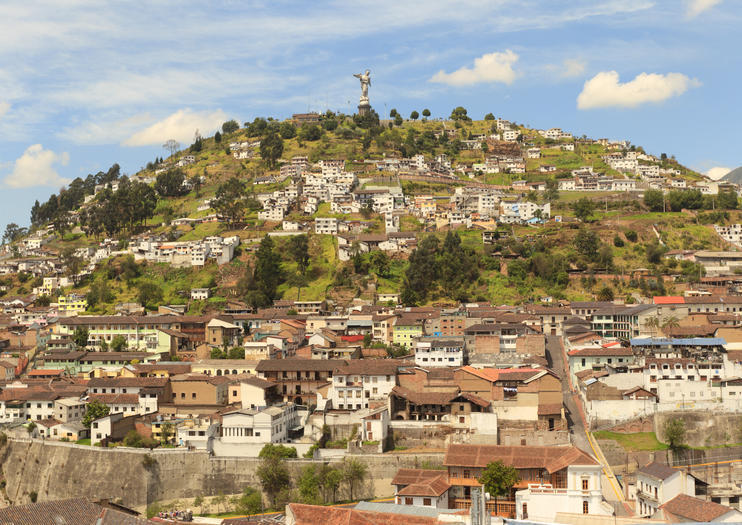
<box><xmin>443</xmin><ymin>444</ymin><xmax>610</xmax><ymax>521</ymax></box>
<box><xmin>414</xmin><ymin>339</ymin><xmax>465</xmax><ymax>367</ymax></box>
<box><xmin>255</xmin><ymin>359</ymin><xmax>342</xmax><ymax>406</ymax></box>
<box><xmin>190</xmin><ymin>288</ymin><xmax>210</xmax><ymax>301</ymax></box>
<box><xmin>329</xmin><ymin>360</ymin><xmax>400</xmax><ymax>410</ymax></box>
<box><xmin>657</xmin><ymin>494</ymin><xmax>742</xmax><ymax>522</ymax></box>
<box><xmin>0</xmin><ymin>497</ymin><xmax>153</xmax><ymax>524</ymax></box>
<box><xmin>392</xmin><ymin>469</ymin><xmax>450</xmax><ymax>509</ymax></box>
<box><xmin>219</xmin><ymin>402</ymin><xmax>299</xmax><ymax>445</ymax></box>
<box><xmin>170</xmin><ymin>373</ymin><xmax>232</xmax><ymax>406</ymax></box>
<box><xmin>636</xmin><ymin>461</ymin><xmax>696</xmax><ymax>517</ymax></box>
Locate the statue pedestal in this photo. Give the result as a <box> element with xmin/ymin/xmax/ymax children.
<box><xmin>358</xmin><ymin>99</ymin><xmax>371</xmax><ymax>116</ymax></box>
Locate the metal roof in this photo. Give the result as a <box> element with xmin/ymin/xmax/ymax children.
<box><xmin>630</xmin><ymin>337</ymin><xmax>726</xmax><ymax>346</ymax></box>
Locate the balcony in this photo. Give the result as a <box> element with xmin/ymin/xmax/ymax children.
<box><xmin>451</xmin><ymin>498</ymin><xmax>515</xmax><ymax>518</ymax></box>
<box><xmin>638</xmin><ymin>488</ymin><xmax>659</xmax><ymax>503</ymax></box>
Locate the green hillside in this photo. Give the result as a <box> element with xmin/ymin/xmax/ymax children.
<box><xmin>2</xmin><ymin>111</ymin><xmax>731</xmax><ymax>311</ymax></box>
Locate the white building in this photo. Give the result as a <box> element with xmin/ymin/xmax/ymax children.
<box><xmin>191</xmin><ymin>288</ymin><xmax>210</xmax><ymax>300</ymax></box>
<box><xmin>414</xmin><ymin>339</ymin><xmax>464</xmax><ymax>367</ymax></box>
<box><xmin>329</xmin><ymin>360</ymin><xmax>399</xmax><ymax>411</ymax></box>
<box><xmin>636</xmin><ymin>461</ymin><xmax>696</xmax><ymax>518</ymax></box>
<box><xmin>219</xmin><ymin>403</ymin><xmax>298</xmax><ymax>444</ymax></box>
<box><xmin>515</xmin><ymin>453</ymin><xmax>612</xmax><ymax>521</ymax></box>
<box><xmin>315</xmin><ymin>217</ymin><xmax>339</xmax><ymax>235</ymax></box>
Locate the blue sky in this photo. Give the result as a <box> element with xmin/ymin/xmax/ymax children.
<box><xmin>0</xmin><ymin>0</ymin><xmax>739</xmax><ymax>228</ymax></box>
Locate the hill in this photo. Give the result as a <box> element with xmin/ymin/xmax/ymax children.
<box><xmin>1</xmin><ymin>111</ymin><xmax>732</xmax><ymax>312</ymax></box>
<box><xmin>722</xmin><ymin>166</ymin><xmax>742</xmax><ymax>184</ymax></box>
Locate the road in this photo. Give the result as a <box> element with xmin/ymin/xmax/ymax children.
<box><xmin>545</xmin><ymin>335</ymin><xmax>589</xmax><ymax>452</ymax></box>
<box><xmin>546</xmin><ymin>335</ymin><xmax>630</xmax><ymax>513</ymax></box>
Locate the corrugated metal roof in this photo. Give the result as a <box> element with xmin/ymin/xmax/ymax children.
<box><xmin>630</xmin><ymin>337</ymin><xmax>726</xmax><ymax>346</ymax></box>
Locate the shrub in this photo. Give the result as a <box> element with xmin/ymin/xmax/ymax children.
<box><xmin>142</xmin><ymin>454</ymin><xmax>158</xmax><ymax>469</ymax></box>
<box><xmin>625</xmin><ymin>230</ymin><xmax>638</xmax><ymax>242</ymax></box>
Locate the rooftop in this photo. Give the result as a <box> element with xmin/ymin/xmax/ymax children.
<box><xmin>443</xmin><ymin>444</ymin><xmax>598</xmax><ymax>472</ymax></box>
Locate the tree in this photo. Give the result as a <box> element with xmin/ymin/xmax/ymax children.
<box><xmin>110</xmin><ymin>335</ymin><xmax>128</xmax><ymax>352</ymax></box>
<box><xmin>287</xmin><ymin>234</ymin><xmax>310</xmax><ymax>274</ymax></box>
<box><xmin>235</xmin><ymin>487</ymin><xmax>262</xmax><ymax>515</ymax></box>
<box><xmin>422</xmin><ymin>108</ymin><xmax>431</xmax><ymax>118</ymax></box>
<box><xmin>450</xmin><ymin>106</ymin><xmax>469</xmax><ymax>121</ymax></box>
<box><xmin>298</xmin><ymin>465</ymin><xmax>321</xmax><ymax>504</ymax></box>
<box><xmin>298</xmin><ymin>124</ymin><xmax>322</xmax><ymax>141</ymax></box>
<box><xmin>318</xmin><ymin>463</ymin><xmax>343</xmax><ymax>503</ymax></box>
<box><xmin>214</xmin><ymin>130</ymin><xmax>222</xmax><ymax>143</ymax></box>
<box><xmin>279</xmin><ymin>121</ymin><xmax>297</xmax><ymax>139</ymax></box>
<box><xmin>257</xmin><ymin>456</ymin><xmax>290</xmax><ymax>508</ymax></box>
<box><xmin>341</xmin><ymin>458</ymin><xmax>368</xmax><ymax>502</ymax></box>
<box><xmin>3</xmin><ymin>223</ymin><xmax>27</xmax><ymax>245</ymax></box>
<box><xmin>663</xmin><ymin>418</ymin><xmax>686</xmax><ymax>451</ymax></box>
<box><xmin>389</xmin><ymin>109</ymin><xmax>398</xmax><ymax>118</ymax></box>
<box><xmin>193</xmin><ymin>495</ymin><xmax>204</xmax><ymax>514</ymax></box>
<box><xmin>574</xmin><ymin>229</ymin><xmax>600</xmax><ymax>260</ymax></box>
<box><xmin>73</xmin><ymin>327</ymin><xmax>89</xmax><ymax>348</ymax></box>
<box><xmin>597</xmin><ymin>286</ymin><xmax>614</xmax><ymax>301</ymax></box>
<box><xmin>661</xmin><ymin>316</ymin><xmax>680</xmax><ymax>335</ymax></box>
<box><xmin>644</xmin><ymin>189</ymin><xmax>665</xmax><ymax>212</ymax></box>
<box><xmin>369</xmin><ymin>251</ymin><xmax>390</xmax><ymax>277</ymax></box>
<box><xmin>251</xmin><ymin>236</ymin><xmax>284</xmax><ymax>306</ymax></box>
<box><xmin>212</xmin><ymin>177</ymin><xmax>246</xmax><ymax>225</ymax></box>
<box><xmin>163</xmin><ymin>139</ymin><xmax>180</xmax><ymax>158</ymax></box>
<box><xmin>155</xmin><ymin>168</ymin><xmax>188</xmax><ymax>197</ymax></box>
<box><xmin>82</xmin><ymin>399</ymin><xmax>110</xmax><ymax>428</ymax></box>
<box><xmin>137</xmin><ymin>281</ymin><xmax>163</xmax><ymax>309</ymax></box>
<box><xmin>394</xmin><ymin>114</ymin><xmax>403</xmax><ymax>126</ymax></box>
<box><xmin>160</xmin><ymin>422</ymin><xmax>174</xmax><ymax>445</ymax></box>
<box><xmin>260</xmin><ymin>132</ymin><xmax>284</xmax><ymax>168</ymax></box>
<box><xmin>478</xmin><ymin>460</ymin><xmax>518</xmax><ymax>511</ymax></box>
<box><xmin>643</xmin><ymin>316</ymin><xmax>660</xmax><ymax>338</ymax></box>
<box><xmin>718</xmin><ymin>189</ymin><xmax>738</xmax><ymax>210</ymax></box>
<box><xmin>484</xmin><ymin>112</ymin><xmax>495</xmax><ymax>120</ymax></box>
<box><xmin>410</xmin><ymin>110</ymin><xmax>419</xmax><ymax>120</ymax></box>
<box><xmin>258</xmin><ymin>443</ymin><xmax>298</xmax><ymax>459</ymax></box>
<box><xmin>222</xmin><ymin>120</ymin><xmax>240</xmax><ymax>134</ymax></box>
<box><xmin>572</xmin><ymin>197</ymin><xmax>596</xmax><ymax>222</ymax></box>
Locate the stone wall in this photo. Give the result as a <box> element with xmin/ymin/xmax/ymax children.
<box><xmin>0</xmin><ymin>438</ymin><xmax>443</xmax><ymax>508</ymax></box>
<box><xmin>654</xmin><ymin>411</ymin><xmax>742</xmax><ymax>448</ymax></box>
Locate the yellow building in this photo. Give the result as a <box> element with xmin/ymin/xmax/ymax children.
<box><xmin>57</xmin><ymin>295</ymin><xmax>88</xmax><ymax>316</ymax></box>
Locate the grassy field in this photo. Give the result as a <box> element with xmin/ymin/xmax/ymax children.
<box><xmin>593</xmin><ymin>431</ymin><xmax>669</xmax><ymax>451</ymax></box>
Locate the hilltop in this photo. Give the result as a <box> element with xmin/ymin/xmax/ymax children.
<box><xmin>1</xmin><ymin>109</ymin><xmax>737</xmax><ymax>313</ymax></box>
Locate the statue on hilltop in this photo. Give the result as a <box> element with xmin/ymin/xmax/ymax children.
<box><xmin>353</xmin><ymin>69</ymin><xmax>371</xmax><ymax>116</ymax></box>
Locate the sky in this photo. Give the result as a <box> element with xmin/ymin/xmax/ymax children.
<box><xmin>0</xmin><ymin>0</ymin><xmax>740</xmax><ymax>227</ymax></box>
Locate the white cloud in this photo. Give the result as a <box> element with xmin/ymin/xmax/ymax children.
<box><xmin>0</xmin><ymin>101</ymin><xmax>9</xmax><ymax>119</ymax></box>
<box><xmin>687</xmin><ymin>0</ymin><xmax>722</xmax><ymax>18</ymax></box>
<box><xmin>4</xmin><ymin>144</ymin><xmax>70</xmax><ymax>188</ymax></box>
<box><xmin>430</xmin><ymin>50</ymin><xmax>519</xmax><ymax>86</ymax></box>
<box><xmin>60</xmin><ymin>112</ymin><xmax>154</xmax><ymax>145</ymax></box>
<box><xmin>562</xmin><ymin>59</ymin><xmax>586</xmax><ymax>78</ymax></box>
<box><xmin>123</xmin><ymin>108</ymin><xmax>227</xmax><ymax>147</ymax></box>
<box><xmin>577</xmin><ymin>71</ymin><xmax>700</xmax><ymax>109</ymax></box>
<box><xmin>706</xmin><ymin>166</ymin><xmax>731</xmax><ymax>180</ymax></box>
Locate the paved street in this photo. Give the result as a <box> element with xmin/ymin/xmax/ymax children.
<box><xmin>545</xmin><ymin>335</ymin><xmax>589</xmax><ymax>452</ymax></box>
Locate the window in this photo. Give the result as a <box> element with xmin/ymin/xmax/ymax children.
<box><xmin>192</xmin><ymin>393</ymin><xmax>196</xmax><ymax>399</ymax></box>
<box><xmin>423</xmin><ymin>498</ymin><xmax>431</xmax><ymax>506</ymax></box>
<box><xmin>405</xmin><ymin>498</ymin><xmax>413</xmax><ymax>505</ymax></box>
<box><xmin>583</xmin><ymin>501</ymin><xmax>589</xmax><ymax>514</ymax></box>
<box><xmin>582</xmin><ymin>479</ymin><xmax>589</xmax><ymax>490</ymax></box>
<box><xmin>522</xmin><ymin>503</ymin><xmax>528</xmax><ymax>519</ymax></box>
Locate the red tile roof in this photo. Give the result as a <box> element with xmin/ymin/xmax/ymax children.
<box><xmin>653</xmin><ymin>296</ymin><xmax>685</xmax><ymax>304</ymax></box>
<box><xmin>660</xmin><ymin>494</ymin><xmax>738</xmax><ymax>522</ymax></box>
<box><xmin>568</xmin><ymin>347</ymin><xmax>633</xmax><ymax>357</ymax></box>
<box><xmin>286</xmin><ymin>503</ymin><xmax>442</xmax><ymax>525</ymax></box>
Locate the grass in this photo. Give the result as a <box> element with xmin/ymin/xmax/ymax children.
<box><xmin>75</xmin><ymin>438</ymin><xmax>91</xmax><ymax>446</ymax></box>
<box><xmin>593</xmin><ymin>431</ymin><xmax>669</xmax><ymax>451</ymax></box>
